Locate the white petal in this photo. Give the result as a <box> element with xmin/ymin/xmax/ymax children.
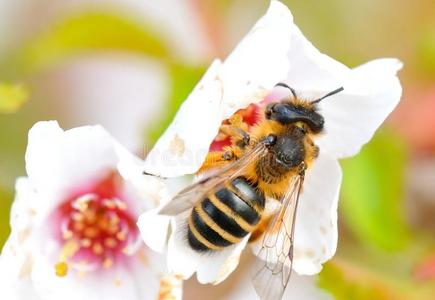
<box><xmin>219</xmin><ymin>0</ymin><xmax>293</xmax><ymax>118</ymax></box>
<box><xmin>166</xmin><ymin>212</ymin><xmax>249</xmax><ymax>284</ymax></box>
<box><xmin>137</xmin><ymin>208</ymin><xmax>172</xmax><ymax>253</ymax></box>
<box><xmin>292</xmin><ymin>152</ymin><xmax>342</xmax><ymax>275</ymax></box>
<box><xmin>30</xmin><ymin>254</ymin><xmax>160</xmax><ymax>300</ymax></box>
<box><xmin>0</xmin><ymin>178</ymin><xmax>41</xmax><ymax>300</ymax></box>
<box><xmin>227</xmin><ymin>272</ymin><xmax>332</xmax><ymax>300</ymax></box>
<box><xmin>143</xmin><ymin>60</ymin><xmax>224</xmax><ymax>177</ymax></box>
<box><xmin>285</xmin><ymin>25</ymin><xmax>350</xmax><ymax>93</ymax></box>
<box><xmin>116</xmin><ymin>142</ymin><xmax>170</xmax><ymax>212</ymax></box>
<box><xmin>25</xmin><ymin>121</ymin><xmax>120</xmax><ymax>216</ymax></box>
<box><xmin>317</xmin><ymin>58</ymin><xmax>403</xmax><ymax>158</ymax></box>
<box><xmin>284</xmin><ymin>24</ymin><xmax>402</xmax><ymax>158</ymax></box>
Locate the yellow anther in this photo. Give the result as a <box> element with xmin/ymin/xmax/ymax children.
<box><xmin>92</xmin><ymin>243</ymin><xmax>104</xmax><ymax>255</ymax></box>
<box><xmin>116</xmin><ymin>232</ymin><xmax>126</xmax><ymax>241</ymax></box>
<box><xmin>104</xmin><ymin>238</ymin><xmax>118</xmax><ymax>249</ymax></box>
<box><xmin>103</xmin><ymin>258</ymin><xmax>113</xmax><ymax>269</ymax></box>
<box><xmin>55</xmin><ymin>262</ymin><xmax>68</xmax><ymax>277</ymax></box>
<box><xmin>81</xmin><ymin>238</ymin><xmax>92</xmax><ymax>248</ymax></box>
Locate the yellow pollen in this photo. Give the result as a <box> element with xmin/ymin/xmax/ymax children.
<box><xmin>62</xmin><ymin>230</ymin><xmax>73</xmax><ymax>240</ymax></box>
<box><xmin>106</xmin><ymin>225</ymin><xmax>119</xmax><ymax>235</ymax></box>
<box><xmin>55</xmin><ymin>262</ymin><xmax>68</xmax><ymax>277</ymax></box>
<box><xmin>73</xmin><ymin>222</ymin><xmax>85</xmax><ymax>231</ymax></box>
<box><xmin>116</xmin><ymin>232</ymin><xmax>126</xmax><ymax>241</ymax></box>
<box><xmin>92</xmin><ymin>243</ymin><xmax>104</xmax><ymax>255</ymax></box>
<box><xmin>97</xmin><ymin>218</ymin><xmax>109</xmax><ymax>229</ymax></box>
<box><xmin>72</xmin><ymin>212</ymin><xmax>84</xmax><ymax>222</ymax></box>
<box><xmin>73</xmin><ymin>194</ymin><xmax>96</xmax><ymax>212</ymax></box>
<box><xmin>103</xmin><ymin>258</ymin><xmax>113</xmax><ymax>269</ymax></box>
<box><xmin>103</xmin><ymin>200</ymin><xmax>116</xmax><ymax>209</ymax></box>
<box><xmin>114</xmin><ymin>278</ymin><xmax>122</xmax><ymax>286</ymax></box>
<box><xmin>104</xmin><ymin>238</ymin><xmax>118</xmax><ymax>249</ymax></box>
<box><xmin>81</xmin><ymin>238</ymin><xmax>92</xmax><ymax>248</ymax></box>
<box><xmin>110</xmin><ymin>215</ymin><xmax>120</xmax><ymax>225</ymax></box>
<box><xmin>84</xmin><ymin>210</ymin><xmax>97</xmax><ymax>224</ymax></box>
<box><xmin>84</xmin><ymin>227</ymin><xmax>99</xmax><ymax>239</ymax></box>
<box><xmin>114</xmin><ymin>200</ymin><xmax>127</xmax><ymax>211</ymax></box>
<box><xmin>60</xmin><ymin>240</ymin><xmax>79</xmax><ymax>261</ymax></box>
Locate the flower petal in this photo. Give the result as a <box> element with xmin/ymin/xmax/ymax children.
<box><xmin>316</xmin><ymin>58</ymin><xmax>403</xmax><ymax>158</ymax></box>
<box><xmin>0</xmin><ymin>178</ymin><xmax>40</xmax><ymax>300</ymax></box>
<box><xmin>227</xmin><ymin>272</ymin><xmax>332</xmax><ymax>300</ymax></box>
<box><xmin>137</xmin><ymin>208</ymin><xmax>172</xmax><ymax>253</ymax></box>
<box><xmin>285</xmin><ymin>25</ymin><xmax>350</xmax><ymax>93</ymax></box>
<box><xmin>219</xmin><ymin>0</ymin><xmax>293</xmax><ymax>118</ymax></box>
<box><xmin>25</xmin><ymin>121</ymin><xmax>120</xmax><ymax>216</ymax></box>
<box><xmin>30</xmin><ymin>254</ymin><xmax>160</xmax><ymax>300</ymax></box>
<box><xmin>283</xmin><ymin>24</ymin><xmax>402</xmax><ymax>158</ymax></box>
<box><xmin>166</xmin><ymin>212</ymin><xmax>249</xmax><ymax>284</ymax></box>
<box><xmin>292</xmin><ymin>152</ymin><xmax>342</xmax><ymax>275</ymax></box>
<box><xmin>143</xmin><ymin>60</ymin><xmax>224</xmax><ymax>178</ymax></box>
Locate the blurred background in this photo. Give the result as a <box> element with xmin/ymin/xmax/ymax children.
<box><xmin>0</xmin><ymin>0</ymin><xmax>434</xmax><ymax>299</ymax></box>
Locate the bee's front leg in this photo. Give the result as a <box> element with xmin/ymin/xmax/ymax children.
<box><xmin>220</xmin><ymin>114</ymin><xmax>251</xmax><ymax>149</ymax></box>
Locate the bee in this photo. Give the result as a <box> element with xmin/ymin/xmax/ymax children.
<box><xmin>159</xmin><ymin>83</ymin><xmax>344</xmax><ymax>300</ymax></box>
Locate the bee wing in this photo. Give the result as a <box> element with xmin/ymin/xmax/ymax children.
<box><xmin>158</xmin><ymin>141</ymin><xmax>269</xmax><ymax>216</ymax></box>
<box><xmin>251</xmin><ymin>173</ymin><xmax>305</xmax><ymax>300</ymax></box>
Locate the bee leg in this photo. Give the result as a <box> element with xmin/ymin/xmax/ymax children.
<box><xmin>220</xmin><ymin>125</ymin><xmax>250</xmax><ymax>149</ymax></box>
<box><xmin>142</xmin><ymin>171</ymin><xmax>168</xmax><ymax>179</ymax></box>
<box><xmin>297</xmin><ymin>161</ymin><xmax>306</xmax><ymax>177</ymax></box>
<box><xmin>196</xmin><ymin>147</ymin><xmax>240</xmax><ymax>174</ymax></box>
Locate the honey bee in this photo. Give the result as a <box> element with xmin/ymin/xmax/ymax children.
<box><xmin>159</xmin><ymin>83</ymin><xmax>344</xmax><ymax>300</ymax></box>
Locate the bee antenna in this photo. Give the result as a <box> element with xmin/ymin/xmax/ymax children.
<box><xmin>311</xmin><ymin>87</ymin><xmax>344</xmax><ymax>104</ymax></box>
<box><xmin>275</xmin><ymin>82</ymin><xmax>297</xmax><ymax>99</ymax></box>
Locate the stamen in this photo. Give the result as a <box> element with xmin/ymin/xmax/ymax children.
<box><xmin>103</xmin><ymin>258</ymin><xmax>113</xmax><ymax>269</ymax></box>
<box><xmin>81</xmin><ymin>238</ymin><xmax>92</xmax><ymax>248</ymax></box>
<box><xmin>72</xmin><ymin>193</ymin><xmax>97</xmax><ymax>212</ymax></box>
<box><xmin>53</xmin><ymin>174</ymin><xmax>139</xmax><ymax>275</ymax></box>
<box><xmin>104</xmin><ymin>237</ymin><xmax>118</xmax><ymax>249</ymax></box>
<box><xmin>55</xmin><ymin>262</ymin><xmax>68</xmax><ymax>277</ymax></box>
<box><xmin>92</xmin><ymin>243</ymin><xmax>104</xmax><ymax>255</ymax></box>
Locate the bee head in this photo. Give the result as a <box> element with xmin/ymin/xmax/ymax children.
<box><xmin>265</xmin><ymin>84</ymin><xmax>344</xmax><ymax>134</ymax></box>
<box><xmin>265</xmin><ymin>101</ymin><xmax>325</xmax><ymax>133</ymax></box>
<box><xmin>271</xmin><ymin>128</ymin><xmax>306</xmax><ymax>170</ymax></box>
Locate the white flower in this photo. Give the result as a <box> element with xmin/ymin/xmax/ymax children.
<box><xmin>140</xmin><ymin>0</ymin><xmax>402</xmax><ymax>289</ymax></box>
<box><xmin>0</xmin><ymin>121</ymin><xmax>179</xmax><ymax>300</ymax></box>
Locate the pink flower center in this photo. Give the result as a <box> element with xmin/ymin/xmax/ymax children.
<box><xmin>210</xmin><ymin>103</ymin><xmax>261</xmax><ymax>151</ymax></box>
<box><xmin>209</xmin><ymin>89</ymin><xmax>286</xmax><ymax>152</ymax></box>
<box><xmin>53</xmin><ymin>172</ymin><xmax>139</xmax><ymax>276</ymax></box>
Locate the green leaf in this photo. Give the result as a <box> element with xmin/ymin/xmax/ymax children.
<box><xmin>318</xmin><ymin>262</ymin><xmax>392</xmax><ymax>300</ymax></box>
<box><xmin>1</xmin><ymin>11</ymin><xmax>170</xmax><ymax>78</ymax></box>
<box><xmin>145</xmin><ymin>63</ymin><xmax>207</xmax><ymax>145</ymax></box>
<box><xmin>0</xmin><ymin>83</ymin><xmax>29</xmax><ymax>113</ymax></box>
<box><xmin>319</xmin><ymin>256</ymin><xmax>435</xmax><ymax>300</ymax></box>
<box><xmin>417</xmin><ymin>28</ymin><xmax>435</xmax><ymax>76</ymax></box>
<box><xmin>0</xmin><ymin>188</ymin><xmax>13</xmax><ymax>249</ymax></box>
<box><xmin>340</xmin><ymin>130</ymin><xmax>410</xmax><ymax>251</ymax></box>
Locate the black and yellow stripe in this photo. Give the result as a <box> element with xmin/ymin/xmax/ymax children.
<box><xmin>187</xmin><ymin>177</ymin><xmax>265</xmax><ymax>252</ymax></box>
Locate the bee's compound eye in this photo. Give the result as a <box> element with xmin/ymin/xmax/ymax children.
<box><xmin>265</xmin><ymin>134</ymin><xmax>277</xmax><ymax>147</ymax></box>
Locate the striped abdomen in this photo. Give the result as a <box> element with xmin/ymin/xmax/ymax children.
<box><xmin>187</xmin><ymin>177</ymin><xmax>265</xmax><ymax>252</ymax></box>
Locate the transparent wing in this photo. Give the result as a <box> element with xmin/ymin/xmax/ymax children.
<box><xmin>251</xmin><ymin>173</ymin><xmax>305</xmax><ymax>300</ymax></box>
<box><xmin>158</xmin><ymin>141</ymin><xmax>269</xmax><ymax>216</ymax></box>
